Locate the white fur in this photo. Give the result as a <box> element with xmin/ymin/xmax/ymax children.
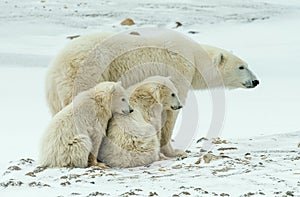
<box><xmin>39</xmin><ymin>81</ymin><xmax>131</xmax><ymax>168</ymax></box>
<box><xmin>46</xmin><ymin>29</ymin><xmax>259</xmax><ymax>157</ymax></box>
<box><xmin>98</xmin><ymin>76</ymin><xmax>181</xmax><ymax>167</ymax></box>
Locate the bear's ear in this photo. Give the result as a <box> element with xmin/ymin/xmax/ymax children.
<box><xmin>110</xmin><ymin>84</ymin><xmax>117</xmax><ymax>94</ymax></box>
<box><xmin>116</xmin><ymin>81</ymin><xmax>122</xmax><ymax>86</ymax></box>
<box><xmin>166</xmin><ymin>76</ymin><xmax>172</xmax><ymax>82</ymax></box>
<box><xmin>111</xmin><ymin>81</ymin><xmax>122</xmax><ymax>93</ymax></box>
<box><xmin>213</xmin><ymin>53</ymin><xmax>224</xmax><ymax>67</ymax></box>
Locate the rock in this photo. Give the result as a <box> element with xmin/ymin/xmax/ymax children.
<box><xmin>220</xmin><ymin>193</ymin><xmax>230</xmax><ymax>197</ymax></box>
<box><xmin>121</xmin><ymin>18</ymin><xmax>135</xmax><ymax>26</ymax></box>
<box><xmin>129</xmin><ymin>31</ymin><xmax>140</xmax><ymax>36</ymax></box>
<box><xmin>149</xmin><ymin>191</ymin><xmax>158</xmax><ymax>196</ymax></box>
<box><xmin>180</xmin><ymin>191</ymin><xmax>191</xmax><ymax>195</ymax></box>
<box><xmin>175</xmin><ymin>21</ymin><xmax>182</xmax><ymax>28</ymax></box>
<box><xmin>202</xmin><ymin>153</ymin><xmax>220</xmax><ymax>163</ymax></box>
<box><xmin>0</xmin><ymin>180</ymin><xmax>23</xmax><ymax>187</ymax></box>
<box><xmin>28</xmin><ymin>181</ymin><xmax>50</xmax><ymax>187</ymax></box>
<box><xmin>8</xmin><ymin>166</ymin><xmax>21</xmax><ymax>171</ymax></box>
<box><xmin>171</xmin><ymin>164</ymin><xmax>182</xmax><ymax>169</ymax></box>
<box><xmin>60</xmin><ymin>181</ymin><xmax>71</xmax><ymax>186</ymax></box>
<box><xmin>25</xmin><ymin>172</ymin><xmax>36</xmax><ymax>177</ymax></box>
<box><xmin>71</xmin><ymin>193</ymin><xmax>81</xmax><ymax>196</ymax></box>
<box><xmin>202</xmin><ymin>153</ymin><xmax>230</xmax><ymax>163</ymax></box>
<box><xmin>87</xmin><ymin>191</ymin><xmax>108</xmax><ymax>196</ymax></box>
<box><xmin>67</xmin><ymin>35</ymin><xmax>80</xmax><ymax>40</ymax></box>
<box><xmin>195</xmin><ymin>158</ymin><xmax>201</xmax><ymax>164</ymax></box>
<box><xmin>217</xmin><ymin>147</ymin><xmax>237</xmax><ymax>151</ymax></box>
<box><xmin>212</xmin><ymin>138</ymin><xmax>227</xmax><ymax>144</ymax></box>
<box><xmin>187</xmin><ymin>31</ymin><xmax>199</xmax><ymax>34</ymax></box>
<box><xmin>196</xmin><ymin>137</ymin><xmax>208</xmax><ymax>143</ymax></box>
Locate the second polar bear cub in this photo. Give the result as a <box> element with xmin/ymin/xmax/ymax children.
<box><xmin>98</xmin><ymin>76</ymin><xmax>182</xmax><ymax>168</ymax></box>
<box><xmin>39</xmin><ymin>81</ymin><xmax>132</xmax><ymax>168</ymax></box>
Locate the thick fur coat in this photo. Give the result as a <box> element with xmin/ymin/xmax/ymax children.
<box><xmin>45</xmin><ymin>28</ymin><xmax>259</xmax><ymax>156</ymax></box>
<box><xmin>98</xmin><ymin>76</ymin><xmax>182</xmax><ymax>167</ymax></box>
<box><xmin>39</xmin><ymin>82</ymin><xmax>131</xmax><ymax>168</ymax></box>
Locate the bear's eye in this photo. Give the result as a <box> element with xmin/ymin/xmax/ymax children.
<box><xmin>121</xmin><ymin>98</ymin><xmax>126</xmax><ymax>102</ymax></box>
<box><xmin>171</xmin><ymin>93</ymin><xmax>175</xmax><ymax>97</ymax></box>
<box><xmin>239</xmin><ymin>66</ymin><xmax>245</xmax><ymax>70</ymax></box>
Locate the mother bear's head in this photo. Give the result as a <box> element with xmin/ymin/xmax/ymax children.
<box><xmin>199</xmin><ymin>45</ymin><xmax>259</xmax><ymax>89</ymax></box>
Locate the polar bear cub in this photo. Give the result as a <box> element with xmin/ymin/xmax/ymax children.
<box><xmin>98</xmin><ymin>76</ymin><xmax>182</xmax><ymax>168</ymax></box>
<box><xmin>39</xmin><ymin>81</ymin><xmax>132</xmax><ymax>168</ymax></box>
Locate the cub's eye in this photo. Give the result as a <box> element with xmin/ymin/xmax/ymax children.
<box><xmin>239</xmin><ymin>66</ymin><xmax>245</xmax><ymax>70</ymax></box>
<box><xmin>121</xmin><ymin>98</ymin><xmax>126</xmax><ymax>102</ymax></box>
<box><xmin>171</xmin><ymin>93</ymin><xmax>175</xmax><ymax>97</ymax></box>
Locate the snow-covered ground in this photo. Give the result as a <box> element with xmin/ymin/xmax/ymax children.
<box><xmin>0</xmin><ymin>0</ymin><xmax>300</xmax><ymax>196</ymax></box>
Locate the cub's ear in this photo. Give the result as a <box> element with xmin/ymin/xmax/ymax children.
<box><xmin>111</xmin><ymin>81</ymin><xmax>122</xmax><ymax>93</ymax></box>
<box><xmin>110</xmin><ymin>83</ymin><xmax>117</xmax><ymax>94</ymax></box>
<box><xmin>213</xmin><ymin>53</ymin><xmax>224</xmax><ymax>67</ymax></box>
<box><xmin>116</xmin><ymin>81</ymin><xmax>122</xmax><ymax>86</ymax></box>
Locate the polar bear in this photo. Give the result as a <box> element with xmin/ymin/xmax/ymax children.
<box><xmin>45</xmin><ymin>28</ymin><xmax>259</xmax><ymax>157</ymax></box>
<box><xmin>98</xmin><ymin>76</ymin><xmax>182</xmax><ymax>168</ymax></box>
<box><xmin>39</xmin><ymin>81</ymin><xmax>132</xmax><ymax>168</ymax></box>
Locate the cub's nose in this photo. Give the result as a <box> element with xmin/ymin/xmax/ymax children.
<box><xmin>252</xmin><ymin>80</ymin><xmax>259</xmax><ymax>87</ymax></box>
<box><xmin>171</xmin><ymin>105</ymin><xmax>183</xmax><ymax>110</ymax></box>
<box><xmin>129</xmin><ymin>108</ymin><xmax>134</xmax><ymax>113</ymax></box>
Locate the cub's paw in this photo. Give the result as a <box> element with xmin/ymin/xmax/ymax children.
<box><xmin>88</xmin><ymin>154</ymin><xmax>109</xmax><ymax>169</ymax></box>
<box><xmin>173</xmin><ymin>149</ymin><xmax>188</xmax><ymax>159</ymax></box>
<box><xmin>93</xmin><ymin>162</ymin><xmax>110</xmax><ymax>169</ymax></box>
<box><xmin>161</xmin><ymin>146</ymin><xmax>187</xmax><ymax>158</ymax></box>
<box><xmin>159</xmin><ymin>153</ymin><xmax>171</xmax><ymax>160</ymax></box>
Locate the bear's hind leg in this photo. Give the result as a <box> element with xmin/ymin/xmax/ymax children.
<box><xmin>65</xmin><ymin>134</ymin><xmax>92</xmax><ymax>168</ymax></box>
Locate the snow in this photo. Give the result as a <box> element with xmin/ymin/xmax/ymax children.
<box><xmin>0</xmin><ymin>0</ymin><xmax>300</xmax><ymax>196</ymax></box>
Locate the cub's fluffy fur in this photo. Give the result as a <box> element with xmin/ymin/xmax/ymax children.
<box><xmin>98</xmin><ymin>76</ymin><xmax>182</xmax><ymax>167</ymax></box>
<box><xmin>39</xmin><ymin>82</ymin><xmax>131</xmax><ymax>168</ymax></box>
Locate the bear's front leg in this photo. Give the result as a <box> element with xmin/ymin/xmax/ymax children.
<box><xmin>159</xmin><ymin>152</ymin><xmax>171</xmax><ymax>160</ymax></box>
<box><xmin>88</xmin><ymin>153</ymin><xmax>109</xmax><ymax>168</ymax></box>
<box><xmin>88</xmin><ymin>130</ymin><xmax>109</xmax><ymax>169</ymax></box>
<box><xmin>160</xmin><ymin>142</ymin><xmax>187</xmax><ymax>158</ymax></box>
<box><xmin>160</xmin><ymin>110</ymin><xmax>187</xmax><ymax>158</ymax></box>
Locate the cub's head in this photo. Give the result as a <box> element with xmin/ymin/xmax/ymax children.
<box><xmin>95</xmin><ymin>81</ymin><xmax>133</xmax><ymax>115</ymax></box>
<box><xmin>111</xmin><ymin>81</ymin><xmax>133</xmax><ymax>115</ymax></box>
<box><xmin>202</xmin><ymin>45</ymin><xmax>259</xmax><ymax>89</ymax></box>
<box><xmin>143</xmin><ymin>76</ymin><xmax>182</xmax><ymax>111</ymax></box>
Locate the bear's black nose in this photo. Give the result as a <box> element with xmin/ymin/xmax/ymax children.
<box><xmin>171</xmin><ymin>105</ymin><xmax>182</xmax><ymax>110</ymax></box>
<box><xmin>252</xmin><ymin>80</ymin><xmax>259</xmax><ymax>87</ymax></box>
<box><xmin>129</xmin><ymin>109</ymin><xmax>134</xmax><ymax>113</ymax></box>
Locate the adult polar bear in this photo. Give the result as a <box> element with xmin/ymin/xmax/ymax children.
<box><xmin>46</xmin><ymin>28</ymin><xmax>259</xmax><ymax>157</ymax></box>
